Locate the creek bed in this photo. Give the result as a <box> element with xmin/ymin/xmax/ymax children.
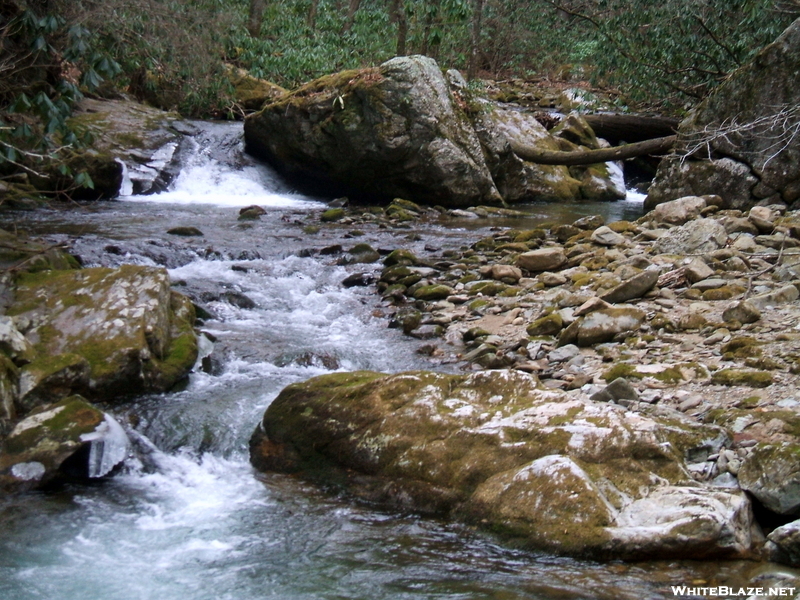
<box><xmin>0</xmin><ymin>122</ymin><xmax>774</xmax><ymax>600</ymax></box>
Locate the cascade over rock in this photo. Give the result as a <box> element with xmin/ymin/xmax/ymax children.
<box><xmin>646</xmin><ymin>17</ymin><xmax>800</xmax><ymax>211</ymax></box>
<box><xmin>250</xmin><ymin>369</ymin><xmax>756</xmax><ymax>560</ymax></box>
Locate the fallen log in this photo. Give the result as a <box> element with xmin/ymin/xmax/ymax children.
<box><xmin>510</xmin><ymin>135</ymin><xmax>677</xmax><ymax>166</ymax></box>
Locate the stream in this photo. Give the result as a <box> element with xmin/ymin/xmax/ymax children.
<box><xmin>0</xmin><ymin>122</ymin><xmax>780</xmax><ymax>600</ymax></box>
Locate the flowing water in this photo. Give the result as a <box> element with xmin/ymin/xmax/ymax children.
<box><xmin>0</xmin><ymin>122</ymin><xmax>778</xmax><ymax>599</ymax></box>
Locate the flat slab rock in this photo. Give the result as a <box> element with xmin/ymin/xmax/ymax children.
<box><xmin>251</xmin><ymin>369</ymin><xmax>756</xmax><ymax>560</ymax></box>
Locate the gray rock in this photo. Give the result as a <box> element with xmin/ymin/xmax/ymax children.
<box><xmin>748</xmin><ymin>284</ymin><xmax>800</xmax><ymax>310</ymax></box>
<box><xmin>590</xmin><ymin>377</ymin><xmax>639</xmax><ymax>404</ymax></box>
<box><xmin>739</xmin><ymin>443</ymin><xmax>800</xmax><ymax>515</ymax></box>
<box><xmin>722</xmin><ymin>300</ymin><xmax>762</xmax><ymax>324</ymax></box>
<box><xmin>600</xmin><ymin>269</ymin><xmax>659</xmax><ymax>304</ymax></box>
<box><xmin>683</xmin><ymin>258</ymin><xmax>715</xmax><ymax>283</ymax></box>
<box><xmin>590</xmin><ymin>225</ymin><xmax>626</xmax><ymax>246</ymax></box>
<box><xmin>7</xmin><ymin>265</ymin><xmax>198</xmax><ymax>399</ymax></box>
<box><xmin>646</xmin><ymin>158</ymin><xmax>758</xmax><ymax>211</ymax></box>
<box><xmin>244</xmin><ymin>56</ymin><xmax>501</xmax><ymax>207</ymax></box>
<box><xmin>548</xmin><ymin>344</ymin><xmax>580</xmax><ymax>363</ymax></box>
<box><xmin>653</xmin><ymin>218</ymin><xmax>729</xmax><ymax>255</ymax></box>
<box><xmin>574</xmin><ymin>307</ymin><xmax>646</xmax><ymax>346</ymax></box>
<box><xmin>651</xmin><ymin>196</ymin><xmax>707</xmax><ymax>225</ymax></box>
<box><xmin>766</xmin><ymin>520</ymin><xmax>800</xmax><ymax>566</ymax></box>
<box><xmin>516</xmin><ymin>248</ymin><xmax>567</xmax><ymax>272</ymax></box>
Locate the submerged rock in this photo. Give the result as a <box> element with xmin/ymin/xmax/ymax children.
<box><xmin>251</xmin><ymin>369</ymin><xmax>755</xmax><ymax>560</ymax></box>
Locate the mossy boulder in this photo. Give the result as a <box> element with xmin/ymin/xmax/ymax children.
<box><xmin>66</xmin><ymin>98</ymin><xmax>185</xmax><ymax>196</ymax></box>
<box><xmin>0</xmin><ymin>395</ymin><xmax>129</xmax><ymax>493</ymax></box>
<box><xmin>7</xmin><ymin>265</ymin><xmax>198</xmax><ymax>400</ymax></box>
<box><xmin>739</xmin><ymin>443</ymin><xmax>800</xmax><ymax>515</ymax></box>
<box><xmin>251</xmin><ymin>369</ymin><xmax>754</xmax><ymax>560</ymax></box>
<box><xmin>224</xmin><ymin>63</ymin><xmax>287</xmax><ymax>111</ymax></box>
<box><xmin>471</xmin><ymin>104</ymin><xmax>581</xmax><ymax>203</ymax></box>
<box><xmin>710</xmin><ymin>369</ymin><xmax>773</xmax><ymax>388</ymax></box>
<box><xmin>244</xmin><ymin>56</ymin><xmax>501</xmax><ymax>207</ymax></box>
<box><xmin>646</xmin><ymin>18</ymin><xmax>800</xmax><ymax>210</ymax></box>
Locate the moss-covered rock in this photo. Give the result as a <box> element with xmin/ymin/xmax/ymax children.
<box><xmin>244</xmin><ymin>56</ymin><xmax>501</xmax><ymax>207</ymax></box>
<box><xmin>7</xmin><ymin>265</ymin><xmax>197</xmax><ymax>399</ymax></box>
<box><xmin>711</xmin><ymin>369</ymin><xmax>773</xmax><ymax>388</ymax></box>
<box><xmin>0</xmin><ymin>395</ymin><xmax>129</xmax><ymax>493</ymax></box>
<box><xmin>250</xmin><ymin>369</ymin><xmax>753</xmax><ymax>560</ymax></box>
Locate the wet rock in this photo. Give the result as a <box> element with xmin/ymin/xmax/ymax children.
<box><xmin>167</xmin><ymin>226</ymin><xmax>204</xmax><ymax>236</ymax></box>
<box><xmin>739</xmin><ymin>443</ymin><xmax>800</xmax><ymax>515</ymax></box>
<box><xmin>599</xmin><ymin>269</ymin><xmax>659</xmax><ymax>304</ymax></box>
<box><xmin>766</xmin><ymin>520</ymin><xmax>800</xmax><ymax>566</ymax></box>
<box><xmin>653</xmin><ymin>218</ymin><xmax>729</xmax><ymax>255</ymax></box>
<box><xmin>251</xmin><ymin>369</ymin><xmax>752</xmax><ymax>560</ymax></box>
<box><xmin>516</xmin><ymin>248</ymin><xmax>567</xmax><ymax>272</ymax></box>
<box><xmin>0</xmin><ymin>396</ymin><xmax>129</xmax><ymax>493</ymax></box>
<box><xmin>342</xmin><ymin>272</ymin><xmax>375</xmax><ymax>288</ymax></box>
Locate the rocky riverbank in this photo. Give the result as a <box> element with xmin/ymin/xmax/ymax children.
<box><xmin>251</xmin><ymin>192</ymin><xmax>800</xmax><ymax>564</ymax></box>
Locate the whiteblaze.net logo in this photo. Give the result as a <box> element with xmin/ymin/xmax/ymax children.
<box><xmin>671</xmin><ymin>586</ymin><xmax>797</xmax><ymax>597</ymax></box>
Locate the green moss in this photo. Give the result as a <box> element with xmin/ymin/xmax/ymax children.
<box><xmin>320</xmin><ymin>208</ymin><xmax>346</xmax><ymax>222</ymax></box>
<box><xmin>602</xmin><ymin>363</ymin><xmax>641</xmax><ymax>382</ymax></box>
<box><xmin>711</xmin><ymin>369</ymin><xmax>773</xmax><ymax>388</ymax></box>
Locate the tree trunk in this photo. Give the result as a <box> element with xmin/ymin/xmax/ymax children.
<box><xmin>342</xmin><ymin>0</ymin><xmax>362</xmax><ymax>33</ymax></box>
<box><xmin>467</xmin><ymin>0</ymin><xmax>484</xmax><ymax>80</ymax></box>
<box><xmin>248</xmin><ymin>0</ymin><xmax>266</xmax><ymax>37</ymax></box>
<box><xmin>582</xmin><ymin>114</ymin><xmax>680</xmax><ymax>144</ymax></box>
<box><xmin>308</xmin><ymin>0</ymin><xmax>320</xmax><ymax>29</ymax></box>
<box><xmin>510</xmin><ymin>135</ymin><xmax>677</xmax><ymax>165</ymax></box>
<box><xmin>390</xmin><ymin>0</ymin><xmax>408</xmax><ymax>56</ymax></box>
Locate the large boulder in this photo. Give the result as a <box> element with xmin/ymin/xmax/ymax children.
<box><xmin>65</xmin><ymin>98</ymin><xmax>188</xmax><ymax>197</ymax></box>
<box><xmin>0</xmin><ymin>395</ymin><xmax>129</xmax><ymax>493</ymax></box>
<box><xmin>646</xmin><ymin>18</ymin><xmax>800</xmax><ymax>211</ymax></box>
<box><xmin>244</xmin><ymin>56</ymin><xmax>501</xmax><ymax>207</ymax></box>
<box><xmin>7</xmin><ymin>264</ymin><xmax>198</xmax><ymax>401</ymax></box>
<box><xmin>471</xmin><ymin>106</ymin><xmax>625</xmax><ymax>203</ymax></box>
<box><xmin>251</xmin><ymin>369</ymin><xmax>756</xmax><ymax>560</ymax></box>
